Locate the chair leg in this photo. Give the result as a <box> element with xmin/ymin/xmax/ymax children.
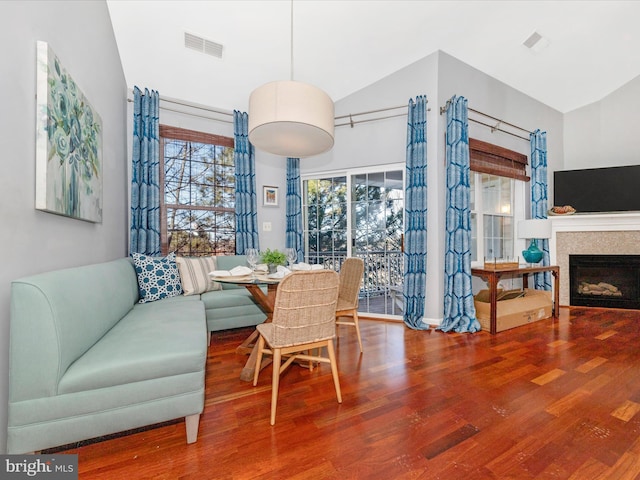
<box><xmin>253</xmin><ymin>336</ymin><xmax>265</xmax><ymax>386</ymax></box>
<box><xmin>326</xmin><ymin>340</ymin><xmax>342</xmax><ymax>404</ymax></box>
<box><xmin>306</xmin><ymin>349</ymin><xmax>314</xmax><ymax>371</ymax></box>
<box><xmin>352</xmin><ymin>309</ymin><xmax>363</xmax><ymax>353</ymax></box>
<box><xmin>308</xmin><ymin>347</ymin><xmax>324</xmax><ymax>370</ymax></box>
<box><xmin>270</xmin><ymin>348</ymin><xmax>282</xmax><ymax>425</ymax></box>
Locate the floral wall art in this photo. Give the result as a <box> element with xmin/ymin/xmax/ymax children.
<box><xmin>35</xmin><ymin>41</ymin><xmax>102</xmax><ymax>222</ymax></box>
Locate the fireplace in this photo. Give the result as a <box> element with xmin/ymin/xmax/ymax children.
<box><xmin>569</xmin><ymin>254</ymin><xmax>640</xmax><ymax>309</ymax></box>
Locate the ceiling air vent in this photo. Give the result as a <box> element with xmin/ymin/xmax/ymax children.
<box><xmin>523</xmin><ymin>31</ymin><xmax>543</xmax><ymax>49</ymax></box>
<box><xmin>523</xmin><ymin>31</ymin><xmax>549</xmax><ymax>53</ymax></box>
<box><xmin>184</xmin><ymin>32</ymin><xmax>223</xmax><ymax>59</ymax></box>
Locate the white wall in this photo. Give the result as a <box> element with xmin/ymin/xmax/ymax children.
<box><xmin>564</xmin><ymin>75</ymin><xmax>640</xmax><ymax>169</ymax></box>
<box><xmin>0</xmin><ymin>1</ymin><xmax>128</xmax><ymax>453</ymax></box>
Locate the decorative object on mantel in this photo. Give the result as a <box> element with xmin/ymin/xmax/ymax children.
<box><xmin>518</xmin><ymin>219</ymin><xmax>552</xmax><ymax>264</ymax></box>
<box><xmin>548</xmin><ymin>205</ymin><xmax>576</xmax><ymax>216</ymax></box>
<box><xmin>35</xmin><ymin>41</ymin><xmax>103</xmax><ymax>223</ymax></box>
<box><xmin>248</xmin><ymin>0</ymin><xmax>334</xmax><ymax>157</ymax></box>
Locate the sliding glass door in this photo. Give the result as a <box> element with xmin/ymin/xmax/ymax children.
<box><xmin>303</xmin><ymin>166</ymin><xmax>404</xmax><ymax>317</ymax></box>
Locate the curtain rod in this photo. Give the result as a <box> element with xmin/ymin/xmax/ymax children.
<box><xmin>469</xmin><ymin>118</ymin><xmax>530</xmax><ymax>141</ymax></box>
<box><xmin>126</xmin><ymin>91</ymin><xmax>235</xmax><ymax>117</ymax></box>
<box><xmin>335</xmin><ymin>112</ymin><xmax>407</xmax><ymax>128</ymax></box>
<box><xmin>469</xmin><ymin>107</ymin><xmax>532</xmax><ymax>134</ymax></box>
<box><xmin>126</xmin><ymin>99</ymin><xmax>233</xmax><ymax>124</ymax></box>
<box><xmin>335</xmin><ymin>104</ymin><xmax>407</xmax><ymax>120</ymax></box>
<box><xmin>335</xmin><ymin>102</ymin><xmax>431</xmax><ymax>128</ymax></box>
<box><xmin>129</xmin><ymin>91</ymin><xmax>427</xmax><ymax>129</ymax></box>
<box><xmin>439</xmin><ymin>99</ymin><xmax>532</xmax><ymax>140</ymax></box>
<box><xmin>130</xmin><ymin>92</ymin><xmax>410</xmax><ymax>121</ymax></box>
<box><xmin>158</xmin><ymin>105</ymin><xmax>233</xmax><ymax>124</ymax></box>
<box><xmin>127</xmin><ymin>91</ymin><xmax>234</xmax><ymax>124</ymax></box>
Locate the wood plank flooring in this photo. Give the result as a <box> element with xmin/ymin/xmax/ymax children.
<box><xmin>58</xmin><ymin>307</ymin><xmax>640</xmax><ymax>479</ymax></box>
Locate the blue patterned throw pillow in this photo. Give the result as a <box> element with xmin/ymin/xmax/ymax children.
<box><xmin>132</xmin><ymin>252</ymin><xmax>183</xmax><ymax>303</ymax></box>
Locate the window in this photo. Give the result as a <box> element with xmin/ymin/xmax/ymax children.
<box><xmin>303</xmin><ymin>175</ymin><xmax>348</xmax><ymax>266</ymax></box>
<box><xmin>302</xmin><ymin>166</ymin><xmax>405</xmax><ymax>316</ymax></box>
<box><xmin>159</xmin><ymin>125</ymin><xmax>235</xmax><ymax>256</ymax></box>
<box><xmin>468</xmin><ymin>139</ymin><xmax>528</xmax><ymax>264</ymax></box>
<box><xmin>470</xmin><ymin>173</ymin><xmax>515</xmax><ymax>262</ymax></box>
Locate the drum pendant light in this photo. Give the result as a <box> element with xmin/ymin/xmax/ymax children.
<box><xmin>248</xmin><ymin>1</ymin><xmax>334</xmax><ymax>158</ymax></box>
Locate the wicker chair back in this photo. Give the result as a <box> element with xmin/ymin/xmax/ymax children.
<box><xmin>270</xmin><ymin>270</ymin><xmax>339</xmax><ymax>347</ymax></box>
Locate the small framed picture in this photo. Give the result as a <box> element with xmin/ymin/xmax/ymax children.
<box><xmin>263</xmin><ymin>186</ymin><xmax>279</xmax><ymax>207</ymax></box>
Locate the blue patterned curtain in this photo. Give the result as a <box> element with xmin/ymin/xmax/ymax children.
<box><xmin>286</xmin><ymin>157</ymin><xmax>303</xmax><ymax>262</ymax></box>
<box><xmin>403</xmin><ymin>96</ymin><xmax>429</xmax><ymax>330</ymax></box>
<box><xmin>130</xmin><ymin>87</ymin><xmax>161</xmax><ymax>256</ymax></box>
<box><xmin>234</xmin><ymin>111</ymin><xmax>260</xmax><ymax>254</ymax></box>
<box><xmin>530</xmin><ymin>129</ymin><xmax>552</xmax><ymax>290</ymax></box>
<box><xmin>440</xmin><ymin>96</ymin><xmax>481</xmax><ymax>333</ymax></box>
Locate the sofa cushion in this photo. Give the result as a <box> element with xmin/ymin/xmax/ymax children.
<box><xmin>58</xmin><ymin>298</ymin><xmax>206</xmax><ymax>395</ymax></box>
<box><xmin>201</xmin><ymin>288</ymin><xmax>267</xmax><ymax>331</ymax></box>
<box><xmin>200</xmin><ymin>288</ymin><xmax>265</xmax><ymax>309</ymax></box>
<box><xmin>132</xmin><ymin>252</ymin><xmax>183</xmax><ymax>303</ymax></box>
<box><xmin>176</xmin><ymin>256</ymin><xmax>221</xmax><ymax>295</ymax></box>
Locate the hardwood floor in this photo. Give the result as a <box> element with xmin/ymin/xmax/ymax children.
<box><xmin>60</xmin><ymin>307</ymin><xmax>640</xmax><ymax>479</ymax></box>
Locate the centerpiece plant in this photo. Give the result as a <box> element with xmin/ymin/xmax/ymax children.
<box><xmin>261</xmin><ymin>248</ymin><xmax>287</xmax><ymax>273</ymax></box>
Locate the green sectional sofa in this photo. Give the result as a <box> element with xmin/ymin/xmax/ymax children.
<box><xmin>7</xmin><ymin>255</ymin><xmax>266</xmax><ymax>454</ymax></box>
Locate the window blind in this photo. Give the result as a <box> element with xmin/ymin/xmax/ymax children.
<box><xmin>469</xmin><ymin>138</ymin><xmax>529</xmax><ymax>181</ymax></box>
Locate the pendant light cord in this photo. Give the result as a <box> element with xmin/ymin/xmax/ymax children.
<box><xmin>290</xmin><ymin>0</ymin><xmax>294</xmax><ymax>81</ymax></box>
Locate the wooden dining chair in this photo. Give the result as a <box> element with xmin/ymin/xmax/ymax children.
<box><xmin>335</xmin><ymin>257</ymin><xmax>365</xmax><ymax>353</ymax></box>
<box><xmin>252</xmin><ymin>270</ymin><xmax>341</xmax><ymax>425</ymax></box>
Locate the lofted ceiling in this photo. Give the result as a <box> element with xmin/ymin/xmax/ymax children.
<box><xmin>106</xmin><ymin>0</ymin><xmax>640</xmax><ymax>114</ymax></box>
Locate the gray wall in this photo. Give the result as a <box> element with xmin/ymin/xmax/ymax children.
<box><xmin>0</xmin><ymin>1</ymin><xmax>128</xmax><ymax>453</ymax></box>
<box><xmin>303</xmin><ymin>51</ymin><xmax>441</xmax><ymax>321</ymax></box>
<box><xmin>138</xmin><ymin>106</ymin><xmax>288</xmax><ymax>252</ymax></box>
<box><xmin>302</xmin><ymin>51</ymin><xmax>565</xmax><ymax>323</ymax></box>
<box><xmin>564</xmin><ymin>75</ymin><xmax>640</xmax><ymax>169</ymax></box>
<box><xmin>304</xmin><ymin>52</ymin><xmax>439</xmax><ymax>174</ymax></box>
<box><xmin>253</xmin><ymin>152</ymin><xmax>288</xmax><ymax>251</ymax></box>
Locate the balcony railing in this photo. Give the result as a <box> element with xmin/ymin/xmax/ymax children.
<box><xmin>310</xmin><ymin>250</ymin><xmax>404</xmax><ymax>316</ymax></box>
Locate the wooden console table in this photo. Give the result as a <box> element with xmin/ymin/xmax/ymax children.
<box><xmin>471</xmin><ymin>264</ymin><xmax>560</xmax><ymax>335</ymax></box>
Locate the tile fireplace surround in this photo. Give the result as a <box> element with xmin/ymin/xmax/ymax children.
<box><xmin>549</xmin><ymin>213</ymin><xmax>640</xmax><ymax>306</ymax></box>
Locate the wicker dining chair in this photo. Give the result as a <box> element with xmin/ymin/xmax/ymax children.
<box><xmin>335</xmin><ymin>257</ymin><xmax>365</xmax><ymax>353</ymax></box>
<box><xmin>252</xmin><ymin>270</ymin><xmax>341</xmax><ymax>425</ymax></box>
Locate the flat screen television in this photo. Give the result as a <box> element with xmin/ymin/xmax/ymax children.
<box><xmin>553</xmin><ymin>165</ymin><xmax>640</xmax><ymax>213</ymax></box>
